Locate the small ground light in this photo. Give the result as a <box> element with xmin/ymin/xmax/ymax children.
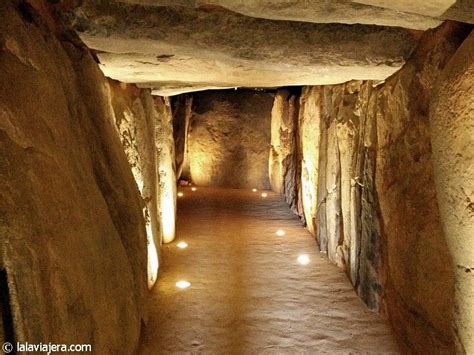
<box><xmin>177</xmin><ymin>241</ymin><xmax>188</xmax><ymax>249</ymax></box>
<box><xmin>261</xmin><ymin>192</ymin><xmax>268</xmax><ymax>198</ymax></box>
<box><xmin>177</xmin><ymin>192</ymin><xmax>184</xmax><ymax>197</ymax></box>
<box><xmin>176</xmin><ymin>280</ymin><xmax>191</xmax><ymax>289</ymax></box>
<box><xmin>191</xmin><ymin>187</ymin><xmax>197</xmax><ymax>192</ymax></box>
<box><xmin>276</xmin><ymin>229</ymin><xmax>285</xmax><ymax>236</ymax></box>
<box><xmin>297</xmin><ymin>254</ymin><xmax>310</xmax><ymax>265</ymax></box>
<box><xmin>252</xmin><ymin>188</ymin><xmax>257</xmax><ymax>192</ymax></box>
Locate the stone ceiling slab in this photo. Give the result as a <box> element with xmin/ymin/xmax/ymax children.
<box><xmin>118</xmin><ymin>0</ymin><xmax>442</xmax><ymax>30</ymax></box>
<box><xmin>67</xmin><ymin>1</ymin><xmax>420</xmax><ymax>95</ymax></box>
<box><xmin>353</xmin><ymin>0</ymin><xmax>456</xmax><ymax>17</ymax></box>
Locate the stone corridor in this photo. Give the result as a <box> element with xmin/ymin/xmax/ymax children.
<box><xmin>139</xmin><ymin>188</ymin><xmax>399</xmax><ymax>353</ymax></box>
<box><xmin>2</xmin><ymin>1</ymin><xmax>472</xmax><ymax>353</ymax></box>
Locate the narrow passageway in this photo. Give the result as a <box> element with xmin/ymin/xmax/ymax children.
<box><xmin>140</xmin><ymin>188</ymin><xmax>399</xmax><ymax>354</ymax></box>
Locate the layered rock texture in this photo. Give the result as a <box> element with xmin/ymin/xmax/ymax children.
<box><xmin>269</xmin><ymin>23</ymin><xmax>472</xmax><ymax>353</ymax></box>
<box><xmin>65</xmin><ymin>1</ymin><xmax>420</xmax><ymax>95</ymax></box>
<box><xmin>0</xmin><ymin>1</ymin><xmax>147</xmax><ymax>351</ymax></box>
<box><xmin>185</xmin><ymin>90</ymin><xmax>274</xmax><ymax>189</ymax></box>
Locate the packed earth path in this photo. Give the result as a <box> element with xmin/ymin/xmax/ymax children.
<box><xmin>139</xmin><ymin>187</ymin><xmax>399</xmax><ymax>354</ymax></box>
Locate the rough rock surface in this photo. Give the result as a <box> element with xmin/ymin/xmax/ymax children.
<box><xmin>269</xmin><ymin>89</ymin><xmax>300</xmax><ymax>215</ymax></box>
<box><xmin>270</xmin><ymin>22</ymin><xmax>471</xmax><ymax>353</ymax></box>
<box><xmin>355</xmin><ymin>0</ymin><xmax>474</xmax><ymax>23</ymax></box>
<box><xmin>171</xmin><ymin>94</ymin><xmax>193</xmax><ymax>180</ymax></box>
<box><xmin>0</xmin><ymin>1</ymin><xmax>146</xmax><ymax>352</ymax></box>
<box><xmin>65</xmin><ymin>1</ymin><xmax>419</xmax><ymax>95</ymax></box>
<box><xmin>109</xmin><ymin>81</ymin><xmax>162</xmax><ymax>286</ymax></box>
<box><xmin>368</xmin><ymin>23</ymin><xmax>469</xmax><ymax>353</ymax></box>
<box><xmin>441</xmin><ymin>0</ymin><xmax>474</xmax><ymax>24</ymax></box>
<box><xmin>109</xmin><ymin>82</ymin><xmax>177</xmax><ymax>249</ymax></box>
<box><xmin>120</xmin><ymin>0</ymin><xmax>442</xmax><ymax>30</ymax></box>
<box><xmin>354</xmin><ymin>0</ymin><xmax>456</xmax><ymax>17</ymax></box>
<box><xmin>298</xmin><ymin>87</ymin><xmax>322</xmax><ymax>235</ymax></box>
<box><xmin>154</xmin><ymin>96</ymin><xmax>177</xmax><ymax>244</ymax></box>
<box><xmin>187</xmin><ymin>90</ymin><xmax>273</xmax><ymax>189</ymax></box>
<box><xmin>430</xmin><ymin>31</ymin><xmax>474</xmax><ymax>354</ymax></box>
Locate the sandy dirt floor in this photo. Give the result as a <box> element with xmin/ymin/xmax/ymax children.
<box><xmin>139</xmin><ymin>187</ymin><xmax>399</xmax><ymax>354</ymax></box>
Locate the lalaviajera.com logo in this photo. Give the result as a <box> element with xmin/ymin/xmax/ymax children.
<box><xmin>2</xmin><ymin>341</ymin><xmax>92</xmax><ymax>353</ymax></box>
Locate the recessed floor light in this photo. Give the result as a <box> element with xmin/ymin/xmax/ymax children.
<box><xmin>276</xmin><ymin>229</ymin><xmax>285</xmax><ymax>236</ymax></box>
<box><xmin>252</xmin><ymin>188</ymin><xmax>257</xmax><ymax>192</ymax></box>
<box><xmin>297</xmin><ymin>254</ymin><xmax>310</xmax><ymax>265</ymax></box>
<box><xmin>191</xmin><ymin>187</ymin><xmax>197</xmax><ymax>192</ymax></box>
<box><xmin>177</xmin><ymin>241</ymin><xmax>188</xmax><ymax>249</ymax></box>
<box><xmin>177</xmin><ymin>192</ymin><xmax>184</xmax><ymax>197</ymax></box>
<box><xmin>261</xmin><ymin>192</ymin><xmax>268</xmax><ymax>198</ymax></box>
<box><xmin>176</xmin><ymin>280</ymin><xmax>191</xmax><ymax>289</ymax></box>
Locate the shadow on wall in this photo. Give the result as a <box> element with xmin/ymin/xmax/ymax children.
<box><xmin>185</xmin><ymin>90</ymin><xmax>274</xmax><ymax>190</ymax></box>
<box><xmin>0</xmin><ymin>270</ymin><xmax>15</xmax><ymax>348</ymax></box>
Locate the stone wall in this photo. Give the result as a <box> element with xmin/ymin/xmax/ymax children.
<box><xmin>0</xmin><ymin>1</ymin><xmax>147</xmax><ymax>352</ymax></box>
<box><xmin>270</xmin><ymin>22</ymin><xmax>472</xmax><ymax>353</ymax></box>
<box><xmin>109</xmin><ymin>80</ymin><xmax>178</xmax><ymax>286</ymax></box>
<box><xmin>172</xmin><ymin>94</ymin><xmax>193</xmax><ymax>181</ymax></box>
<box><xmin>368</xmin><ymin>23</ymin><xmax>469</xmax><ymax>352</ymax></box>
<box><xmin>430</xmin><ymin>31</ymin><xmax>474</xmax><ymax>354</ymax></box>
<box><xmin>154</xmin><ymin>96</ymin><xmax>177</xmax><ymax>244</ymax></box>
<box><xmin>109</xmin><ymin>81</ymin><xmax>159</xmax><ymax>287</ymax></box>
<box><xmin>269</xmin><ymin>89</ymin><xmax>301</xmax><ymax>214</ymax></box>
<box><xmin>187</xmin><ymin>90</ymin><xmax>274</xmax><ymax>189</ymax></box>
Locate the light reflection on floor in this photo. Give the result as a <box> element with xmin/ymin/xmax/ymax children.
<box><xmin>140</xmin><ymin>187</ymin><xmax>399</xmax><ymax>354</ymax></box>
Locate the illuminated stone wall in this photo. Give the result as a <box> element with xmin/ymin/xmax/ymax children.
<box><xmin>109</xmin><ymin>83</ymin><xmax>178</xmax><ymax>287</ymax></box>
<box><xmin>269</xmin><ymin>89</ymin><xmax>301</xmax><ymax>215</ymax></box>
<box><xmin>430</xmin><ymin>31</ymin><xmax>474</xmax><ymax>354</ymax></box>
<box><xmin>154</xmin><ymin>97</ymin><xmax>177</xmax><ymax>244</ymax></box>
<box><xmin>298</xmin><ymin>87</ymin><xmax>321</xmax><ymax>232</ymax></box>
<box><xmin>270</xmin><ymin>22</ymin><xmax>471</xmax><ymax>353</ymax></box>
<box><xmin>364</xmin><ymin>23</ymin><xmax>467</xmax><ymax>352</ymax></box>
<box><xmin>172</xmin><ymin>94</ymin><xmax>193</xmax><ymax>180</ymax></box>
<box><xmin>187</xmin><ymin>90</ymin><xmax>273</xmax><ymax>189</ymax></box>
<box><xmin>109</xmin><ymin>82</ymin><xmax>161</xmax><ymax>287</ymax></box>
<box><xmin>0</xmin><ymin>1</ymin><xmax>147</xmax><ymax>351</ymax></box>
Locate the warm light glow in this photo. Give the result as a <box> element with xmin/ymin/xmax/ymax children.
<box><xmin>177</xmin><ymin>241</ymin><xmax>188</xmax><ymax>249</ymax></box>
<box><xmin>146</xmin><ymin>224</ymin><xmax>159</xmax><ymax>289</ymax></box>
<box><xmin>297</xmin><ymin>254</ymin><xmax>310</xmax><ymax>265</ymax></box>
<box><xmin>261</xmin><ymin>192</ymin><xmax>268</xmax><ymax>198</ymax></box>
<box><xmin>300</xmin><ymin>115</ymin><xmax>320</xmax><ymax>236</ymax></box>
<box><xmin>156</xmin><ymin>99</ymin><xmax>177</xmax><ymax>244</ymax></box>
<box><xmin>191</xmin><ymin>187</ymin><xmax>197</xmax><ymax>192</ymax></box>
<box><xmin>177</xmin><ymin>192</ymin><xmax>184</xmax><ymax>197</ymax></box>
<box><xmin>161</xmin><ymin>190</ymin><xmax>176</xmax><ymax>244</ymax></box>
<box><xmin>276</xmin><ymin>229</ymin><xmax>285</xmax><ymax>236</ymax></box>
<box><xmin>176</xmin><ymin>280</ymin><xmax>191</xmax><ymax>289</ymax></box>
<box><xmin>252</xmin><ymin>188</ymin><xmax>257</xmax><ymax>192</ymax></box>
